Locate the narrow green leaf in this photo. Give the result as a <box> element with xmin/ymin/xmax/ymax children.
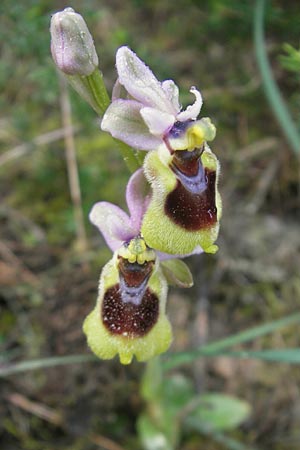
<box><xmin>0</xmin><ymin>354</ymin><xmax>97</xmax><ymax>377</ymax></box>
<box><xmin>223</xmin><ymin>348</ymin><xmax>300</xmax><ymax>363</ymax></box>
<box><xmin>163</xmin><ymin>313</ymin><xmax>300</xmax><ymax>370</ymax></box>
<box><xmin>254</xmin><ymin>0</ymin><xmax>300</xmax><ymax>155</ymax></box>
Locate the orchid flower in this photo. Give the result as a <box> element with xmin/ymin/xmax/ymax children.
<box><xmin>89</xmin><ymin>168</ymin><xmax>204</xmax><ymax>258</ymax></box>
<box><xmin>141</xmin><ymin>143</ymin><xmax>222</xmax><ymax>255</ymax></box>
<box><xmin>83</xmin><ymin>236</ymin><xmax>172</xmax><ymax>364</ymax></box>
<box><xmin>49</xmin><ymin>10</ymin><xmax>223</xmax><ymax>364</ymax></box>
<box><xmin>101</xmin><ymin>46</ymin><xmax>216</xmax><ymax>151</ymax></box>
<box><xmin>100</xmin><ymin>46</ymin><xmax>221</xmax><ymax>255</ymax></box>
<box><xmin>84</xmin><ymin>170</ymin><xmax>195</xmax><ymax>364</ymax></box>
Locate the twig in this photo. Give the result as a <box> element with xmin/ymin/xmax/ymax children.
<box><xmin>0</xmin><ymin>205</ymin><xmax>46</xmax><ymax>242</ymax></box>
<box><xmin>0</xmin><ymin>240</ymin><xmax>40</xmax><ymax>286</ymax></box>
<box><xmin>237</xmin><ymin>137</ymin><xmax>278</xmax><ymax>162</ymax></box>
<box><xmin>0</xmin><ymin>125</ymin><xmax>80</xmax><ymax>166</ymax></box>
<box><xmin>202</xmin><ymin>77</ymin><xmax>260</xmax><ymax>99</ymax></box>
<box><xmin>6</xmin><ymin>392</ymin><xmax>63</xmax><ymax>426</ymax></box>
<box><xmin>59</xmin><ymin>72</ymin><xmax>88</xmax><ymax>253</ymax></box>
<box><xmin>246</xmin><ymin>157</ymin><xmax>280</xmax><ymax>214</ymax></box>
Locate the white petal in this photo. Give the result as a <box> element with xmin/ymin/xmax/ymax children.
<box><xmin>140</xmin><ymin>107</ymin><xmax>175</xmax><ymax>137</ymax></box>
<box><xmin>101</xmin><ymin>99</ymin><xmax>161</xmax><ymax>150</ymax></box>
<box><xmin>116</xmin><ymin>46</ymin><xmax>177</xmax><ymax>114</ymax></box>
<box><xmin>162</xmin><ymin>80</ymin><xmax>180</xmax><ymax>112</ymax></box>
<box><xmin>126</xmin><ymin>169</ymin><xmax>151</xmax><ymax>231</ymax></box>
<box><xmin>176</xmin><ymin>86</ymin><xmax>203</xmax><ymax>121</ymax></box>
<box><xmin>112</xmin><ymin>78</ymin><xmax>122</xmax><ymax>101</ymax></box>
<box><xmin>89</xmin><ymin>202</ymin><xmax>134</xmax><ymax>251</ymax></box>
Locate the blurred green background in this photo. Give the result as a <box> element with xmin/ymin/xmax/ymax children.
<box><xmin>1</xmin><ymin>0</ymin><xmax>300</xmax><ymax>449</ymax></box>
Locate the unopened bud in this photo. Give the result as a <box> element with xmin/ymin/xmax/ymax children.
<box><xmin>50</xmin><ymin>7</ymin><xmax>98</xmax><ymax>76</ymax></box>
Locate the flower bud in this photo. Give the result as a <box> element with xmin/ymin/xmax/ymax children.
<box><xmin>50</xmin><ymin>7</ymin><xmax>98</xmax><ymax>76</ymax></box>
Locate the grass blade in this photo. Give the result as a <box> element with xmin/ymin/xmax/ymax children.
<box><xmin>163</xmin><ymin>313</ymin><xmax>300</xmax><ymax>370</ymax></box>
<box><xmin>223</xmin><ymin>349</ymin><xmax>300</xmax><ymax>363</ymax></box>
<box><xmin>254</xmin><ymin>0</ymin><xmax>300</xmax><ymax>155</ymax></box>
<box><xmin>0</xmin><ymin>354</ymin><xmax>97</xmax><ymax>377</ymax></box>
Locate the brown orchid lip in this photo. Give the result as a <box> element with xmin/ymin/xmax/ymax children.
<box><xmin>165</xmin><ymin>148</ymin><xmax>217</xmax><ymax>231</ymax></box>
<box><xmin>118</xmin><ymin>258</ymin><xmax>154</xmax><ymax>308</ymax></box>
<box><xmin>102</xmin><ymin>284</ymin><xmax>159</xmax><ymax>337</ymax></box>
<box><xmin>172</xmin><ymin>145</ymin><xmax>204</xmax><ymax>177</ymax></box>
<box><xmin>101</xmin><ymin>257</ymin><xmax>159</xmax><ymax>337</ymax></box>
<box><xmin>170</xmin><ymin>146</ymin><xmax>207</xmax><ymax>195</ymax></box>
<box><xmin>118</xmin><ymin>258</ymin><xmax>154</xmax><ymax>288</ymax></box>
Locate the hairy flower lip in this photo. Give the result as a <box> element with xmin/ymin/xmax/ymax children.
<box><xmin>141</xmin><ymin>144</ymin><xmax>221</xmax><ymax>255</ymax></box>
<box><xmin>83</xmin><ymin>244</ymin><xmax>172</xmax><ymax>364</ymax></box>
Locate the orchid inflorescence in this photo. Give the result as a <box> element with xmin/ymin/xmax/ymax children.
<box><xmin>50</xmin><ymin>8</ymin><xmax>222</xmax><ymax>364</ymax></box>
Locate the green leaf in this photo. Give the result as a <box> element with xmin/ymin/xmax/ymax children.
<box><xmin>223</xmin><ymin>348</ymin><xmax>300</xmax><ymax>363</ymax></box>
<box><xmin>137</xmin><ymin>414</ymin><xmax>174</xmax><ymax>450</ymax></box>
<box><xmin>185</xmin><ymin>394</ymin><xmax>251</xmax><ymax>432</ymax></box>
<box><xmin>161</xmin><ymin>259</ymin><xmax>193</xmax><ymax>288</ymax></box>
<box><xmin>140</xmin><ymin>372</ymin><xmax>193</xmax><ymax>449</ymax></box>
<box><xmin>279</xmin><ymin>44</ymin><xmax>300</xmax><ymax>74</ymax></box>
<box><xmin>163</xmin><ymin>313</ymin><xmax>300</xmax><ymax>370</ymax></box>
<box><xmin>160</xmin><ymin>374</ymin><xmax>194</xmax><ymax>415</ymax></box>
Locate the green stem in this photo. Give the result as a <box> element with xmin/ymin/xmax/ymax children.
<box><xmin>115</xmin><ymin>140</ymin><xmax>144</xmax><ymax>172</ymax></box>
<box><xmin>254</xmin><ymin>0</ymin><xmax>300</xmax><ymax>155</ymax></box>
<box><xmin>67</xmin><ymin>68</ymin><xmax>143</xmax><ymax>173</ymax></box>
